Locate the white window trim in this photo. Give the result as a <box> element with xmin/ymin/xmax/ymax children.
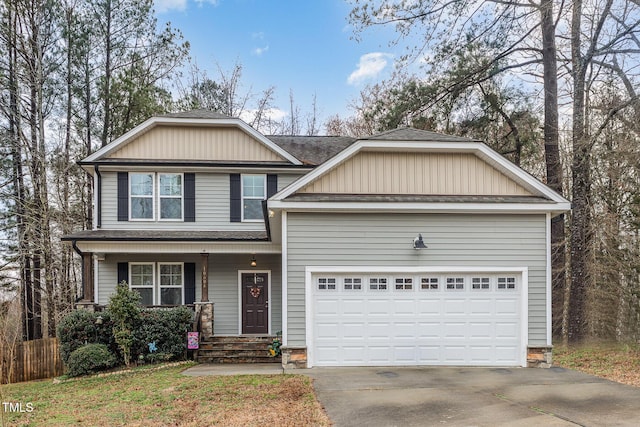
<box><xmin>158</xmin><ymin>262</ymin><xmax>185</xmax><ymax>305</ymax></box>
<box><xmin>241</xmin><ymin>174</ymin><xmax>266</xmax><ymax>223</ymax></box>
<box><xmin>129</xmin><ymin>262</ymin><xmax>185</xmax><ymax>305</ymax></box>
<box><xmin>158</xmin><ymin>173</ymin><xmax>184</xmax><ymax>222</ymax></box>
<box><xmin>129</xmin><ymin>172</ymin><xmax>155</xmax><ymax>221</ymax></box>
<box><xmin>129</xmin><ymin>262</ymin><xmax>155</xmax><ymax>304</ymax></box>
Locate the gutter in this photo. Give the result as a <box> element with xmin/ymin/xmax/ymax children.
<box><xmin>94</xmin><ymin>165</ymin><xmax>102</xmax><ymax>228</ymax></box>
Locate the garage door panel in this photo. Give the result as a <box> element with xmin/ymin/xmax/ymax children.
<box><xmin>495</xmin><ymin>298</ymin><xmax>519</xmax><ymax>315</ymax></box>
<box><xmin>368</xmin><ymin>299</ymin><xmax>392</xmax><ymax>315</ymax></box>
<box><xmin>316</xmin><ymin>322</ymin><xmax>339</xmax><ymax>339</ymax></box>
<box><xmin>443</xmin><ymin>322</ymin><xmax>467</xmax><ymax>338</ymax></box>
<box><xmin>311</xmin><ymin>272</ymin><xmax>523</xmax><ymax>367</ymax></box>
<box><xmin>469</xmin><ymin>322</ymin><xmax>493</xmax><ymax>338</ymax></box>
<box><xmin>343</xmin><ymin>299</ymin><xmax>366</xmax><ymax>315</ymax></box>
<box><xmin>469</xmin><ymin>299</ymin><xmax>493</xmax><ymax>315</ymax></box>
<box><xmin>443</xmin><ymin>299</ymin><xmax>466</xmax><ymax>315</ymax></box>
<box><xmin>469</xmin><ymin>346</ymin><xmax>492</xmax><ymax>363</ymax></box>
<box><xmin>342</xmin><ymin>322</ymin><xmax>366</xmax><ymax>339</ymax></box>
<box><xmin>393</xmin><ymin>299</ymin><xmax>416</xmax><ymax>315</ymax></box>
<box><xmin>417</xmin><ymin>299</ymin><xmax>441</xmax><ymax>315</ymax></box>
<box><xmin>316</xmin><ymin>300</ymin><xmax>339</xmax><ymax>316</ymax></box>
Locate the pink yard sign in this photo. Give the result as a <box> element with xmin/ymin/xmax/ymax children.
<box><xmin>187</xmin><ymin>332</ymin><xmax>199</xmax><ymax>350</ymax></box>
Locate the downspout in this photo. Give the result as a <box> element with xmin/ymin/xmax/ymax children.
<box><xmin>94</xmin><ymin>165</ymin><xmax>102</xmax><ymax>228</ymax></box>
<box><xmin>72</xmin><ymin>240</ymin><xmax>85</xmax><ymax>301</ymax></box>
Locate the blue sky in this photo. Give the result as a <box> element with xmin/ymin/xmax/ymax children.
<box><xmin>154</xmin><ymin>0</ymin><xmax>398</xmax><ymax>130</ymax></box>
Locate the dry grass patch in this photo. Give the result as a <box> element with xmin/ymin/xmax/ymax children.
<box><xmin>554</xmin><ymin>343</ymin><xmax>640</xmax><ymax>387</ymax></box>
<box><xmin>0</xmin><ymin>364</ymin><xmax>330</xmax><ymax>427</ymax></box>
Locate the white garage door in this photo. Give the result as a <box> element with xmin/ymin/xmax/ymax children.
<box><xmin>310</xmin><ymin>270</ymin><xmax>525</xmax><ymax>367</ymax></box>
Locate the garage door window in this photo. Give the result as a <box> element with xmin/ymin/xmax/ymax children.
<box><xmin>344</xmin><ymin>278</ymin><xmax>362</xmax><ymax>290</ymax></box>
<box><xmin>498</xmin><ymin>277</ymin><xmax>516</xmax><ymax>290</ymax></box>
<box><xmin>446</xmin><ymin>277</ymin><xmax>465</xmax><ymax>290</ymax></box>
<box><xmin>421</xmin><ymin>277</ymin><xmax>439</xmax><ymax>290</ymax></box>
<box><xmin>318</xmin><ymin>277</ymin><xmax>337</xmax><ymax>290</ymax></box>
<box><xmin>395</xmin><ymin>277</ymin><xmax>413</xmax><ymax>290</ymax></box>
<box><xmin>369</xmin><ymin>277</ymin><xmax>388</xmax><ymax>291</ymax></box>
<box><xmin>472</xmin><ymin>277</ymin><xmax>490</xmax><ymax>291</ymax></box>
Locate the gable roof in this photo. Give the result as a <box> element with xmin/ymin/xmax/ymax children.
<box><xmin>81</xmin><ymin>111</ymin><xmax>303</xmax><ymax>166</ymax></box>
<box><xmin>269</xmin><ymin>130</ymin><xmax>571</xmax><ymax>215</ymax></box>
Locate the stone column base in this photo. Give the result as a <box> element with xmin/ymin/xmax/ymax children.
<box><xmin>281</xmin><ymin>346</ymin><xmax>307</xmax><ymax>369</ymax></box>
<box><xmin>194</xmin><ymin>302</ymin><xmax>214</xmax><ymax>339</ymax></box>
<box><xmin>527</xmin><ymin>346</ymin><xmax>553</xmax><ymax>368</ymax></box>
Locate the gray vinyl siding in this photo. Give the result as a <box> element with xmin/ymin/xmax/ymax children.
<box><xmin>97</xmin><ymin>253</ymin><xmax>282</xmax><ymax>335</ymax></box>
<box><xmin>100</xmin><ymin>171</ymin><xmax>303</xmax><ymax>230</ymax></box>
<box><xmin>285</xmin><ymin>212</ymin><xmax>548</xmax><ymax>346</ymax></box>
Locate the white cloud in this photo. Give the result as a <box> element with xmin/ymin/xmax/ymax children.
<box><xmin>347</xmin><ymin>52</ymin><xmax>393</xmax><ymax>86</ymax></box>
<box><xmin>154</xmin><ymin>0</ymin><xmax>188</xmax><ymax>13</ymax></box>
<box><xmin>240</xmin><ymin>108</ymin><xmax>288</xmax><ymax>125</ymax></box>
<box><xmin>253</xmin><ymin>45</ymin><xmax>269</xmax><ymax>56</ymax></box>
<box><xmin>194</xmin><ymin>0</ymin><xmax>219</xmax><ymax>7</ymax></box>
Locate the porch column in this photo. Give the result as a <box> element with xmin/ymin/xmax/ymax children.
<box><xmin>82</xmin><ymin>252</ymin><xmax>94</xmax><ymax>302</ymax></box>
<box><xmin>200</xmin><ymin>252</ymin><xmax>209</xmax><ymax>302</ymax></box>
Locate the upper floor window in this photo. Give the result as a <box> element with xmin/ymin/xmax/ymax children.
<box><xmin>129</xmin><ymin>173</ymin><xmax>183</xmax><ymax>221</ymax></box>
<box><xmin>130</xmin><ymin>173</ymin><xmax>154</xmax><ymax>220</ymax></box>
<box><xmin>159</xmin><ymin>174</ymin><xmax>183</xmax><ymax>220</ymax></box>
<box><xmin>242</xmin><ymin>174</ymin><xmax>266</xmax><ymax>221</ymax></box>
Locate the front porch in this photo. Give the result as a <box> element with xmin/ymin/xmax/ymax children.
<box><xmin>75</xmin><ymin>248</ymin><xmax>284</xmax><ymax>363</ymax></box>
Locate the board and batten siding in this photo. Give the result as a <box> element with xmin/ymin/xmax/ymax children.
<box><xmin>97</xmin><ymin>253</ymin><xmax>282</xmax><ymax>335</ymax></box>
<box><xmin>285</xmin><ymin>212</ymin><xmax>547</xmax><ymax>346</ymax></box>
<box><xmin>108</xmin><ymin>126</ymin><xmax>286</xmax><ymax>162</ymax></box>
<box><xmin>100</xmin><ymin>171</ymin><xmax>303</xmax><ymax>230</ymax></box>
<box><xmin>299</xmin><ymin>152</ymin><xmax>532</xmax><ymax>196</ymax></box>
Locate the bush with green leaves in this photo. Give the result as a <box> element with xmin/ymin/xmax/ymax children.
<box><xmin>133</xmin><ymin>306</ymin><xmax>193</xmax><ymax>363</ymax></box>
<box><xmin>66</xmin><ymin>343</ymin><xmax>118</xmax><ymax>377</ymax></box>
<box><xmin>108</xmin><ymin>281</ymin><xmax>142</xmax><ymax>366</ymax></box>
<box><xmin>57</xmin><ymin>310</ymin><xmax>118</xmax><ymax>365</ymax></box>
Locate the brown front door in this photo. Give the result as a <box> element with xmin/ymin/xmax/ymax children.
<box><xmin>242</xmin><ymin>272</ymin><xmax>269</xmax><ymax>334</ymax></box>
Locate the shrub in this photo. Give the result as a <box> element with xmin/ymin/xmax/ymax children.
<box><xmin>66</xmin><ymin>343</ymin><xmax>117</xmax><ymax>377</ymax></box>
<box><xmin>133</xmin><ymin>306</ymin><xmax>193</xmax><ymax>363</ymax></box>
<box><xmin>108</xmin><ymin>282</ymin><xmax>142</xmax><ymax>366</ymax></box>
<box><xmin>57</xmin><ymin>310</ymin><xmax>118</xmax><ymax>365</ymax></box>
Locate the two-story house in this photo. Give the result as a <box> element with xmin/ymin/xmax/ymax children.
<box><xmin>63</xmin><ymin>110</ymin><xmax>570</xmax><ymax>368</ymax></box>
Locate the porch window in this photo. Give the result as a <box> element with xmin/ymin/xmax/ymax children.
<box><xmin>242</xmin><ymin>174</ymin><xmax>266</xmax><ymax>221</ymax></box>
<box><xmin>130</xmin><ymin>263</ymin><xmax>154</xmax><ymax>305</ymax></box>
<box><xmin>130</xmin><ymin>173</ymin><xmax>154</xmax><ymax>219</ymax></box>
<box><xmin>159</xmin><ymin>263</ymin><xmax>184</xmax><ymax>305</ymax></box>
<box><xmin>159</xmin><ymin>174</ymin><xmax>183</xmax><ymax>220</ymax></box>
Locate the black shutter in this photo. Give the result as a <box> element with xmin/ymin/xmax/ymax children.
<box><xmin>117</xmin><ymin>262</ymin><xmax>128</xmax><ymax>285</ymax></box>
<box><xmin>267</xmin><ymin>174</ymin><xmax>278</xmax><ymax>198</ymax></box>
<box><xmin>117</xmin><ymin>172</ymin><xmax>128</xmax><ymax>221</ymax></box>
<box><xmin>184</xmin><ymin>263</ymin><xmax>196</xmax><ymax>304</ymax></box>
<box><xmin>184</xmin><ymin>173</ymin><xmax>195</xmax><ymax>222</ymax></box>
<box><xmin>230</xmin><ymin>173</ymin><xmax>241</xmax><ymax>222</ymax></box>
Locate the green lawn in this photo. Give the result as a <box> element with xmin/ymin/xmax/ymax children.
<box><xmin>0</xmin><ymin>363</ymin><xmax>330</xmax><ymax>427</ymax></box>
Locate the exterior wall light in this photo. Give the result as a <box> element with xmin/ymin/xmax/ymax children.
<box><xmin>413</xmin><ymin>234</ymin><xmax>427</xmax><ymax>250</ymax></box>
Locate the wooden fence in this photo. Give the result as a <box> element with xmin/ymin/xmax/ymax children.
<box><xmin>1</xmin><ymin>337</ymin><xmax>64</xmax><ymax>384</ymax></box>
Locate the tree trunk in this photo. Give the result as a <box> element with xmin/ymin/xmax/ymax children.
<box><xmin>540</xmin><ymin>0</ymin><xmax>567</xmax><ymax>342</ymax></box>
<box><xmin>568</xmin><ymin>0</ymin><xmax>591</xmax><ymax>343</ymax></box>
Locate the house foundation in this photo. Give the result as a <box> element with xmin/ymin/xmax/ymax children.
<box><xmin>527</xmin><ymin>346</ymin><xmax>553</xmax><ymax>368</ymax></box>
<box><xmin>281</xmin><ymin>346</ymin><xmax>307</xmax><ymax>369</ymax></box>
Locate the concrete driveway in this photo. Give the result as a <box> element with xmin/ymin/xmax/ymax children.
<box><xmin>304</xmin><ymin>366</ymin><xmax>640</xmax><ymax>426</ymax></box>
